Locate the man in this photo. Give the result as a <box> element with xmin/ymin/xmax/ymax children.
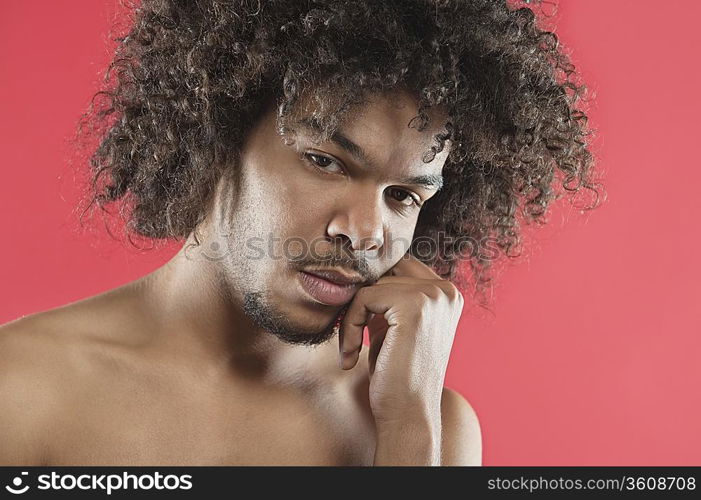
<box><xmin>0</xmin><ymin>0</ymin><xmax>597</xmax><ymax>465</ymax></box>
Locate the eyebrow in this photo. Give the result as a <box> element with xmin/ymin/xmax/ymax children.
<box><xmin>399</xmin><ymin>173</ymin><xmax>444</xmax><ymax>191</ymax></box>
<box><xmin>298</xmin><ymin>118</ymin><xmax>444</xmax><ymax>191</ymax></box>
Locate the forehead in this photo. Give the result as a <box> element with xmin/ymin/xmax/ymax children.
<box><xmin>292</xmin><ymin>89</ymin><xmax>451</xmax><ymax>174</ymax></box>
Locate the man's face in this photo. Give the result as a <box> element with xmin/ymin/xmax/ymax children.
<box><xmin>207</xmin><ymin>90</ymin><xmax>451</xmax><ymax>346</ymax></box>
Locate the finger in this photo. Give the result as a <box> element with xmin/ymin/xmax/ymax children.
<box><xmin>364</xmin><ymin>313</ymin><xmax>388</xmax><ymax>376</ymax></box>
<box><xmin>367</xmin><ymin>317</ymin><xmax>388</xmax><ymax>376</ymax></box>
<box><xmin>373</xmin><ymin>275</ymin><xmax>460</xmax><ymax>302</ymax></box>
<box><xmin>374</xmin><ymin>275</ymin><xmax>438</xmax><ymax>286</ymax></box>
<box><xmin>338</xmin><ymin>286</ymin><xmax>396</xmax><ymax>370</ymax></box>
<box><xmin>388</xmin><ymin>252</ymin><xmax>442</xmax><ymax>280</ymax></box>
<box><xmin>340</xmin><ymin>281</ymin><xmax>444</xmax><ymax>370</ymax></box>
<box><xmin>363</xmin><ymin>282</ymin><xmax>444</xmax><ymax>374</ymax></box>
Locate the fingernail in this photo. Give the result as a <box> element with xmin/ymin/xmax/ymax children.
<box><xmin>339</xmin><ymin>349</ymin><xmax>357</xmax><ymax>370</ymax></box>
<box><xmin>334</xmin><ymin>322</ymin><xmax>342</xmax><ymax>342</ymax></box>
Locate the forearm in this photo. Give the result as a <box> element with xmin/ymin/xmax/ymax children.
<box><xmin>373</xmin><ymin>417</ymin><xmax>442</xmax><ymax>466</ymax></box>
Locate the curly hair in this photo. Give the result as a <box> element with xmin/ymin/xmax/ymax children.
<box><xmin>74</xmin><ymin>0</ymin><xmax>604</xmax><ymax>306</ymax></box>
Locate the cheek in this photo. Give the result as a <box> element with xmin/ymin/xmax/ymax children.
<box><xmin>241</xmin><ymin>168</ymin><xmax>301</xmax><ymax>224</ymax></box>
<box><xmin>385</xmin><ymin>226</ymin><xmax>415</xmax><ymax>261</ymax></box>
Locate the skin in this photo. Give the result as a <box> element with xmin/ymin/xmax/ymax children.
<box><xmin>0</xmin><ymin>89</ymin><xmax>482</xmax><ymax>466</ymax></box>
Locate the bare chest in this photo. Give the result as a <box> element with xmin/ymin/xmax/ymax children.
<box><xmin>46</xmin><ymin>375</ymin><xmax>376</xmax><ymax>466</ymax></box>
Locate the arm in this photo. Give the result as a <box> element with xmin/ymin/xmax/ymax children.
<box><xmin>0</xmin><ymin>322</ymin><xmax>56</xmax><ymax>465</ymax></box>
<box><xmin>338</xmin><ymin>253</ymin><xmax>477</xmax><ymax>466</ymax></box>
<box><xmin>373</xmin><ymin>413</ymin><xmax>442</xmax><ymax>466</ymax></box>
<box><xmin>372</xmin><ymin>388</ymin><xmax>482</xmax><ymax>466</ymax></box>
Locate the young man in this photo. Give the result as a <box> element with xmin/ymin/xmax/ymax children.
<box><xmin>0</xmin><ymin>0</ymin><xmax>597</xmax><ymax>465</ymax></box>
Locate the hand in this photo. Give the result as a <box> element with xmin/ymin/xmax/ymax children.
<box><xmin>337</xmin><ymin>253</ymin><xmax>464</xmax><ymax>429</ymax></box>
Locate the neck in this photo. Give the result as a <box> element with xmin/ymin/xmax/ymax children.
<box><xmin>131</xmin><ymin>235</ymin><xmax>342</xmax><ymax>387</ymax></box>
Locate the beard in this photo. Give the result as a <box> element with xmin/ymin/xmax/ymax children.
<box><xmin>242</xmin><ymin>290</ymin><xmax>346</xmax><ymax>347</ymax></box>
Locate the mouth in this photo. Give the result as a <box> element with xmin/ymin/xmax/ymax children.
<box><xmin>297</xmin><ymin>271</ymin><xmax>362</xmax><ymax>306</ymax></box>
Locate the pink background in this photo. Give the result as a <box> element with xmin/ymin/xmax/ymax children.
<box><xmin>1</xmin><ymin>1</ymin><xmax>699</xmax><ymax>465</ymax></box>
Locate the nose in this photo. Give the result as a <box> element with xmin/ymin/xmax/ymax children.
<box><xmin>326</xmin><ymin>192</ymin><xmax>385</xmax><ymax>252</ymax></box>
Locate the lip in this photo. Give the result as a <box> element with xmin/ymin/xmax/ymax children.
<box><xmin>302</xmin><ymin>268</ymin><xmax>365</xmax><ymax>285</ymax></box>
<box><xmin>298</xmin><ymin>271</ymin><xmax>362</xmax><ymax>306</ymax></box>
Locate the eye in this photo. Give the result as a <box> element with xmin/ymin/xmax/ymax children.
<box><xmin>387</xmin><ymin>187</ymin><xmax>422</xmax><ymax>208</ymax></box>
<box><xmin>302</xmin><ymin>152</ymin><xmax>344</xmax><ymax>174</ymax></box>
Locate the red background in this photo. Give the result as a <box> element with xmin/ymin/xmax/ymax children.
<box><xmin>1</xmin><ymin>1</ymin><xmax>699</xmax><ymax>465</ymax></box>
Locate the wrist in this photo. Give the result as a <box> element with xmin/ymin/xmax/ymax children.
<box><xmin>374</xmin><ymin>416</ymin><xmax>442</xmax><ymax>466</ymax></box>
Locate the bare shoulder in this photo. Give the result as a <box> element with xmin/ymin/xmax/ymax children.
<box><xmin>0</xmin><ymin>310</ymin><xmax>111</xmax><ymax>465</ymax></box>
<box><xmin>0</xmin><ymin>316</ymin><xmax>67</xmax><ymax>464</ymax></box>
<box><xmin>440</xmin><ymin>387</ymin><xmax>482</xmax><ymax>466</ymax></box>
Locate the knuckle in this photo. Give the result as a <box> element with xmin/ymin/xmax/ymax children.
<box><xmin>412</xmin><ymin>295</ymin><xmax>429</xmax><ymax>317</ymax></box>
<box><xmin>355</xmin><ymin>286</ymin><xmax>370</xmax><ymax>301</ymax></box>
<box><xmin>415</xmin><ymin>291</ymin><xmax>431</xmax><ymax>307</ymax></box>
<box><xmin>422</xmin><ymin>285</ymin><xmax>442</xmax><ymax>301</ymax></box>
<box><xmin>444</xmin><ymin>282</ymin><xmax>462</xmax><ymax>303</ymax></box>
